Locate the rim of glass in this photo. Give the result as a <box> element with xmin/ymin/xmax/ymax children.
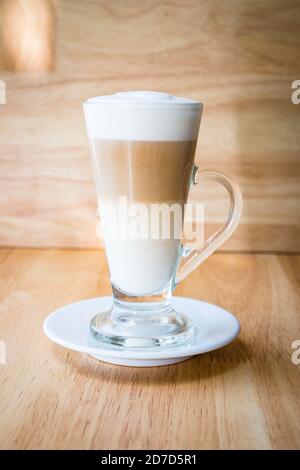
<box><xmin>83</xmin><ymin>99</ymin><xmax>203</xmax><ymax>108</ymax></box>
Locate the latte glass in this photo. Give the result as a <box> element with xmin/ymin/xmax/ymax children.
<box><xmin>83</xmin><ymin>92</ymin><xmax>242</xmax><ymax>348</ymax></box>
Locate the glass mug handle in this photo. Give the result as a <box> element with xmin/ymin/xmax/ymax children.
<box><xmin>176</xmin><ymin>166</ymin><xmax>243</xmax><ymax>285</ymax></box>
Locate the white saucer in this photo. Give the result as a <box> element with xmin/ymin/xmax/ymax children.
<box><xmin>43</xmin><ymin>296</ymin><xmax>240</xmax><ymax>367</ymax></box>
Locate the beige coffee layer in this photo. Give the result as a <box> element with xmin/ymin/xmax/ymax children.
<box><xmin>92</xmin><ymin>139</ymin><xmax>197</xmax><ymax>203</ymax></box>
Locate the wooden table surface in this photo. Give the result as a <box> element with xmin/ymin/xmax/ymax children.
<box><xmin>0</xmin><ymin>248</ymin><xmax>299</xmax><ymax>450</ymax></box>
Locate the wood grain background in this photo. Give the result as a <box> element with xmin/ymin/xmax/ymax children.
<box><xmin>0</xmin><ymin>0</ymin><xmax>299</xmax><ymax>251</ymax></box>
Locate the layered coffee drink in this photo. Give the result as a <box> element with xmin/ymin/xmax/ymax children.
<box><xmin>84</xmin><ymin>92</ymin><xmax>201</xmax><ymax>295</ymax></box>
<box><xmin>83</xmin><ymin>91</ymin><xmax>242</xmax><ymax>350</ymax></box>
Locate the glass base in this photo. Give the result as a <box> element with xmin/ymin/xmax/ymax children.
<box><xmin>90</xmin><ymin>299</ymin><xmax>194</xmax><ymax>348</ymax></box>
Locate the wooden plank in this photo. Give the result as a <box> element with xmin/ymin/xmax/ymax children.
<box><xmin>0</xmin><ymin>0</ymin><xmax>55</xmax><ymax>72</ymax></box>
<box><xmin>0</xmin><ymin>249</ymin><xmax>299</xmax><ymax>449</ymax></box>
<box><xmin>0</xmin><ymin>0</ymin><xmax>299</xmax><ymax>250</ymax></box>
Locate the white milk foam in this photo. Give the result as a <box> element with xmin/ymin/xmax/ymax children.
<box><xmin>83</xmin><ymin>91</ymin><xmax>202</xmax><ymax>141</ymax></box>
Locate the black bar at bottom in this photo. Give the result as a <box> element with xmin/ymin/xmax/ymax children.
<box><xmin>0</xmin><ymin>449</ymin><xmax>299</xmax><ymax>465</ymax></box>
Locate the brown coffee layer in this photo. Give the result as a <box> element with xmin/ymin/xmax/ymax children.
<box><xmin>92</xmin><ymin>139</ymin><xmax>197</xmax><ymax>203</ymax></box>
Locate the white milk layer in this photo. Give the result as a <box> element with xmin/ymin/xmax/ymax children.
<box><xmin>83</xmin><ymin>91</ymin><xmax>202</xmax><ymax>141</ymax></box>
<box><xmin>99</xmin><ymin>199</ymin><xmax>183</xmax><ymax>295</ymax></box>
<box><xmin>105</xmin><ymin>238</ymin><xmax>180</xmax><ymax>295</ymax></box>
